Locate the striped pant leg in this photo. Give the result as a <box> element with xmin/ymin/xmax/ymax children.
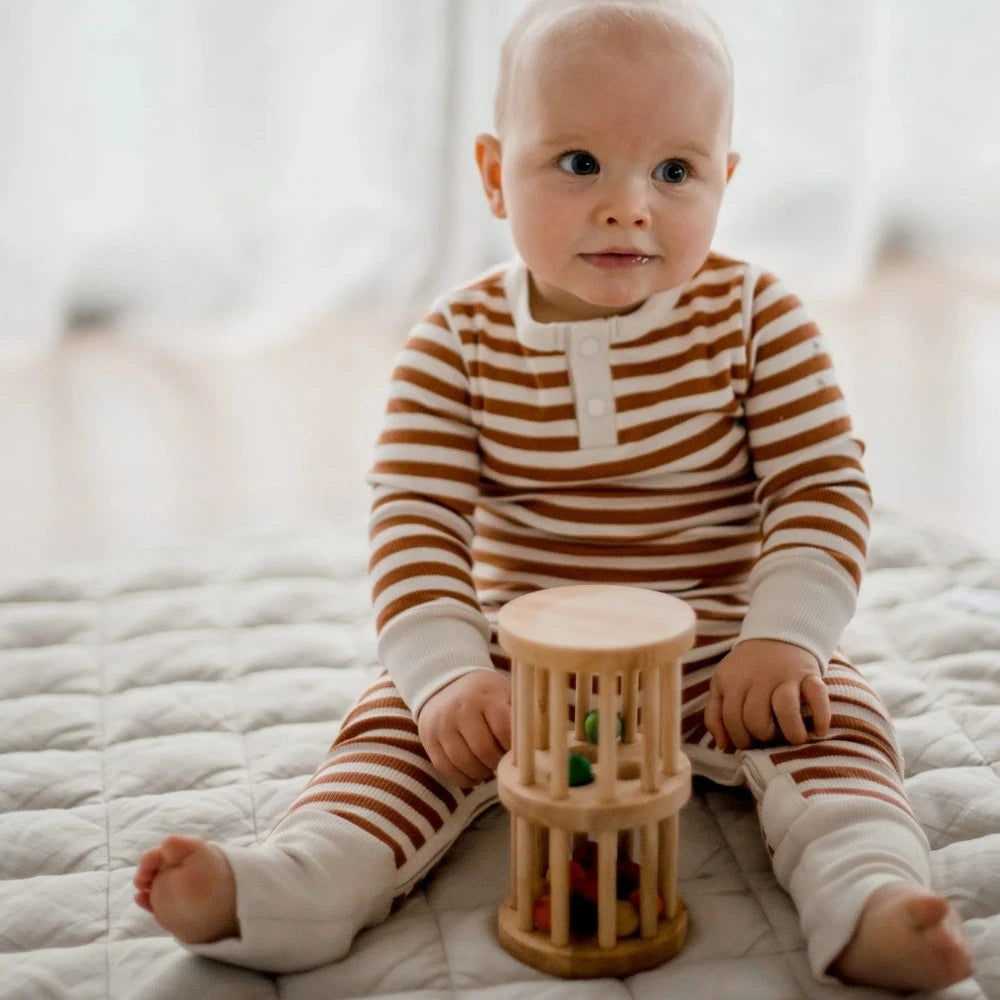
<box><xmin>279</xmin><ymin>670</ymin><xmax>501</xmax><ymax>901</ymax></box>
<box><xmin>737</xmin><ymin>654</ymin><xmax>931</xmax><ymax>980</ymax></box>
<box><xmin>190</xmin><ymin>671</ymin><xmax>499</xmax><ymax>972</ymax></box>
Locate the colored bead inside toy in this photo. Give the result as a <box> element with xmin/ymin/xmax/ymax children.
<box><xmin>583</xmin><ymin>709</ymin><xmax>623</xmax><ymax>744</ymax></box>
<box><xmin>567</xmin><ymin>752</ymin><xmax>594</xmax><ymax>786</ymax></box>
<box><xmin>538</xmin><ymin>838</ymin><xmax>659</xmax><ymax>939</ymax></box>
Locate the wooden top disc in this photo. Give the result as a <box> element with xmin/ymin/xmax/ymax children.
<box><xmin>498</xmin><ymin>585</ymin><xmax>695</xmax><ymax>672</ymax></box>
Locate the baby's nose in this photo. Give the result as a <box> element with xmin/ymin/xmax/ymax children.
<box><xmin>600</xmin><ymin>186</ymin><xmax>652</xmax><ymax>229</ymax></box>
<box><xmin>602</xmin><ymin>210</ymin><xmax>649</xmax><ymax>229</ymax></box>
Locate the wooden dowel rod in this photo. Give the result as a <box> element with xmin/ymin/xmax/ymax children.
<box><xmin>549</xmin><ymin>670</ymin><xmax>568</xmax><ymax>800</ymax></box>
<box><xmin>517</xmin><ymin>660</ymin><xmax>535</xmax><ymax>786</ymax></box>
<box><xmin>535</xmin><ymin>666</ymin><xmax>550</xmax><ymax>750</ymax></box>
<box><xmin>665</xmin><ymin>658</ymin><xmax>681</xmax><ymax>776</ymax></box>
<box><xmin>517</xmin><ymin>816</ymin><xmax>534</xmax><ymax>932</ymax></box>
<box><xmin>598</xmin><ymin>830</ymin><xmax>617</xmax><ymax>948</ymax></box>
<box><xmin>640</xmin><ymin>821</ymin><xmax>658</xmax><ymax>938</ymax></box>
<box><xmin>549</xmin><ymin>827</ymin><xmax>571</xmax><ymax>947</ymax></box>
<box><xmin>659</xmin><ymin>663</ymin><xmax>669</xmax><ymax>776</ymax></box>
<box><xmin>659</xmin><ymin>814</ymin><xmax>679</xmax><ymax>918</ymax></box>
<box><xmin>642</xmin><ymin>665</ymin><xmax>659</xmax><ymax>794</ymax></box>
<box><xmin>509</xmin><ymin>809</ymin><xmax>518</xmax><ymax>910</ymax></box>
<box><xmin>622</xmin><ymin>668</ymin><xmax>638</xmax><ymax>743</ymax></box>
<box><xmin>574</xmin><ymin>672</ymin><xmax>588</xmax><ymax>740</ymax></box>
<box><xmin>510</xmin><ymin>660</ymin><xmax>518</xmax><ymax>768</ymax></box>
<box><xmin>597</xmin><ymin>675</ymin><xmax>616</xmax><ymax>802</ymax></box>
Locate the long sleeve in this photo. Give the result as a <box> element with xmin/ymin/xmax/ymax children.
<box><xmin>737</xmin><ymin>271</ymin><xmax>873</xmax><ymax>668</ymax></box>
<box><xmin>367</xmin><ymin>309</ymin><xmax>493</xmax><ymax>716</ymax></box>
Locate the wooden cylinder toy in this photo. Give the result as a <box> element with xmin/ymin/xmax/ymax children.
<box><xmin>496</xmin><ymin>584</ymin><xmax>695</xmax><ymax>978</ymax></box>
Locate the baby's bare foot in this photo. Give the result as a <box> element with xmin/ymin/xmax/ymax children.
<box><xmin>830</xmin><ymin>881</ymin><xmax>973</xmax><ymax>992</ymax></box>
<box><xmin>133</xmin><ymin>834</ymin><xmax>239</xmax><ymax>944</ymax></box>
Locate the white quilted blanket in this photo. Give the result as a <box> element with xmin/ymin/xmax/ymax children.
<box><xmin>2</xmin><ymin>510</ymin><xmax>998</xmax><ymax>1000</ymax></box>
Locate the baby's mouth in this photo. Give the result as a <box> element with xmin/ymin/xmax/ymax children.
<box><xmin>579</xmin><ymin>251</ymin><xmax>656</xmax><ymax>269</ymax></box>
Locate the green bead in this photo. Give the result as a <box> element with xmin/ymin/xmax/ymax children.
<box><xmin>583</xmin><ymin>710</ymin><xmax>623</xmax><ymax>744</ymax></box>
<box><xmin>568</xmin><ymin>752</ymin><xmax>594</xmax><ymax>786</ymax></box>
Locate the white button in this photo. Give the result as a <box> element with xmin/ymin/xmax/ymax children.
<box><xmin>579</xmin><ymin>337</ymin><xmax>599</xmax><ymax>358</ymax></box>
<box><xmin>586</xmin><ymin>398</ymin><xmax>607</xmax><ymax>418</ymax></box>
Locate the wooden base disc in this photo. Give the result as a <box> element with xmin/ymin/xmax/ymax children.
<box><xmin>497</xmin><ymin>896</ymin><xmax>687</xmax><ymax>979</ymax></box>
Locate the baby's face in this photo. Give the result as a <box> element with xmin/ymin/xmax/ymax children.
<box><xmin>481</xmin><ymin>25</ymin><xmax>736</xmax><ymax>323</ymax></box>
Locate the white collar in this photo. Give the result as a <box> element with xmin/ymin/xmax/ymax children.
<box><xmin>502</xmin><ymin>257</ymin><xmax>684</xmax><ymax>352</ymax></box>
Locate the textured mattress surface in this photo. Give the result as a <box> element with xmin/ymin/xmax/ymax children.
<box><xmin>1</xmin><ymin>509</ymin><xmax>998</xmax><ymax>1000</ymax></box>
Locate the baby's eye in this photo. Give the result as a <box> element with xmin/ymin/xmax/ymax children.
<box><xmin>653</xmin><ymin>159</ymin><xmax>690</xmax><ymax>184</ymax></box>
<box><xmin>557</xmin><ymin>151</ymin><xmax>600</xmax><ymax>176</ymax></box>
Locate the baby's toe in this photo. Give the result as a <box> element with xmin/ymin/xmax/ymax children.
<box><xmin>159</xmin><ymin>834</ymin><xmax>202</xmax><ymax>865</ymax></box>
<box><xmin>133</xmin><ymin>849</ymin><xmax>163</xmax><ymax>887</ymax></box>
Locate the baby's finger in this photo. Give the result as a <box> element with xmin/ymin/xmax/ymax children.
<box><xmin>464</xmin><ymin>714</ymin><xmax>507</xmax><ymax>772</ymax></box>
<box><xmin>484</xmin><ymin>700</ymin><xmax>512</xmax><ymax>752</ymax></box>
<box><xmin>801</xmin><ymin>674</ymin><xmax>831</xmax><ymax>737</ymax></box>
<box><xmin>742</xmin><ymin>685</ymin><xmax>777</xmax><ymax>743</ymax></box>
<box><xmin>771</xmin><ymin>681</ymin><xmax>808</xmax><ymax>744</ymax></box>
<box><xmin>437</xmin><ymin>730</ymin><xmax>492</xmax><ymax>787</ymax></box>
<box><xmin>704</xmin><ymin>685</ymin><xmax>730</xmax><ymax>751</ymax></box>
<box><xmin>722</xmin><ymin>688</ymin><xmax>752</xmax><ymax>749</ymax></box>
<box><xmin>425</xmin><ymin>737</ymin><xmax>468</xmax><ymax>787</ymax></box>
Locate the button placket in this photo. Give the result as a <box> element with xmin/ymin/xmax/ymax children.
<box><xmin>567</xmin><ymin>327</ymin><xmax>617</xmax><ymax>449</ymax></box>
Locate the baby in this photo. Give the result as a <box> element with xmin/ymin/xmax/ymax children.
<box><xmin>135</xmin><ymin>0</ymin><xmax>973</xmax><ymax>991</ymax></box>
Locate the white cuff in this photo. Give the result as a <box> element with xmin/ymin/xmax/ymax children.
<box><xmin>738</xmin><ymin>550</ymin><xmax>857</xmax><ymax>671</ymax></box>
<box><xmin>377</xmin><ymin>602</ymin><xmax>494</xmax><ymax>717</ymax></box>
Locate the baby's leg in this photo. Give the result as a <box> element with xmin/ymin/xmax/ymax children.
<box><xmin>740</xmin><ymin>657</ymin><xmax>972</xmax><ymax>992</ymax></box>
<box><xmin>135</xmin><ymin>673</ymin><xmax>499</xmax><ymax>972</ymax></box>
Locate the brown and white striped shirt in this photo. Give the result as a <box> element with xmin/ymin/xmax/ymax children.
<box><xmin>369</xmin><ymin>253</ymin><xmax>872</xmax><ymax>716</ymax></box>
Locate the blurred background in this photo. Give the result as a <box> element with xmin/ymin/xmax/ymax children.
<box><xmin>2</xmin><ymin>0</ymin><xmax>999</xmax><ymax>568</ymax></box>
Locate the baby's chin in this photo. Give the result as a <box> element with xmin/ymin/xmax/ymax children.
<box><xmin>530</xmin><ymin>268</ymin><xmax>677</xmax><ymax>322</ymax></box>
<box><xmin>569</xmin><ymin>280</ymin><xmax>667</xmax><ymax>319</ymax></box>
<box><xmin>538</xmin><ymin>292</ymin><xmax>647</xmax><ymax>323</ymax></box>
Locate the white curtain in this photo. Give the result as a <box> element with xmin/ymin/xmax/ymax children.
<box><xmin>2</xmin><ymin>0</ymin><xmax>998</xmax><ymax>358</ymax></box>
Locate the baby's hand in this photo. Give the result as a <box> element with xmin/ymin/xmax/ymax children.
<box><xmin>417</xmin><ymin>669</ymin><xmax>512</xmax><ymax>787</ymax></box>
<box><xmin>704</xmin><ymin>639</ymin><xmax>831</xmax><ymax>751</ymax></box>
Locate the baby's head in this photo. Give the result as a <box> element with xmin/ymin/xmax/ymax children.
<box><xmin>476</xmin><ymin>0</ymin><xmax>739</xmax><ymax>323</ymax></box>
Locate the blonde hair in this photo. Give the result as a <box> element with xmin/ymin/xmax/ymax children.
<box><xmin>494</xmin><ymin>0</ymin><xmax>734</xmax><ymax>134</ymax></box>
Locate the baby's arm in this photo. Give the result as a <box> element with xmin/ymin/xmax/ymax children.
<box><xmin>417</xmin><ymin>670</ymin><xmax>512</xmax><ymax>787</ymax></box>
<box><xmin>704</xmin><ymin>638</ymin><xmax>831</xmax><ymax>750</ymax></box>
<box><xmin>367</xmin><ymin>296</ymin><xmax>517</xmax><ymax>789</ymax></box>
<box><xmin>368</xmin><ymin>302</ymin><xmax>495</xmax><ymax>721</ymax></box>
<box><xmin>724</xmin><ymin>269</ymin><xmax>872</xmax><ymax>743</ymax></box>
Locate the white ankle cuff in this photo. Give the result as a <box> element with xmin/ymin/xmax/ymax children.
<box><xmin>761</xmin><ymin>777</ymin><xmax>931</xmax><ymax>980</ymax></box>
<box><xmin>187</xmin><ymin>814</ymin><xmax>396</xmax><ymax>973</ymax></box>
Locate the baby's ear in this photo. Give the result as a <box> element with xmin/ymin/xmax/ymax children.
<box><xmin>475</xmin><ymin>134</ymin><xmax>506</xmax><ymax>219</ymax></box>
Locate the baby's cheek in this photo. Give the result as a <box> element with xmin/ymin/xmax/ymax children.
<box><xmin>661</xmin><ymin>212</ymin><xmax>716</xmax><ymax>277</ymax></box>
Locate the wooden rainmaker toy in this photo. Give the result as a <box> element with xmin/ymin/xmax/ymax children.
<box><xmin>496</xmin><ymin>584</ymin><xmax>695</xmax><ymax>978</ymax></box>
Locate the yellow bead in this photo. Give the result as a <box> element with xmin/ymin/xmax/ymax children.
<box><xmin>615</xmin><ymin>899</ymin><xmax>640</xmax><ymax>938</ymax></box>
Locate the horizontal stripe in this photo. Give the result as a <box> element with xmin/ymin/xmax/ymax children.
<box><xmin>329</xmin><ymin>811</ymin><xmax>408</xmax><ymax>867</ymax></box>
<box><xmin>319</xmin><ymin>751</ymin><xmax>459</xmax><ymax>813</ymax></box>
<box><xmin>800</xmin><ymin>786</ymin><xmax>914</xmax><ymax>819</ymax></box>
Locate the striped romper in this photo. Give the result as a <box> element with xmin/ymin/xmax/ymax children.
<box><xmin>193</xmin><ymin>254</ymin><xmax>932</xmax><ymax>979</ymax></box>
